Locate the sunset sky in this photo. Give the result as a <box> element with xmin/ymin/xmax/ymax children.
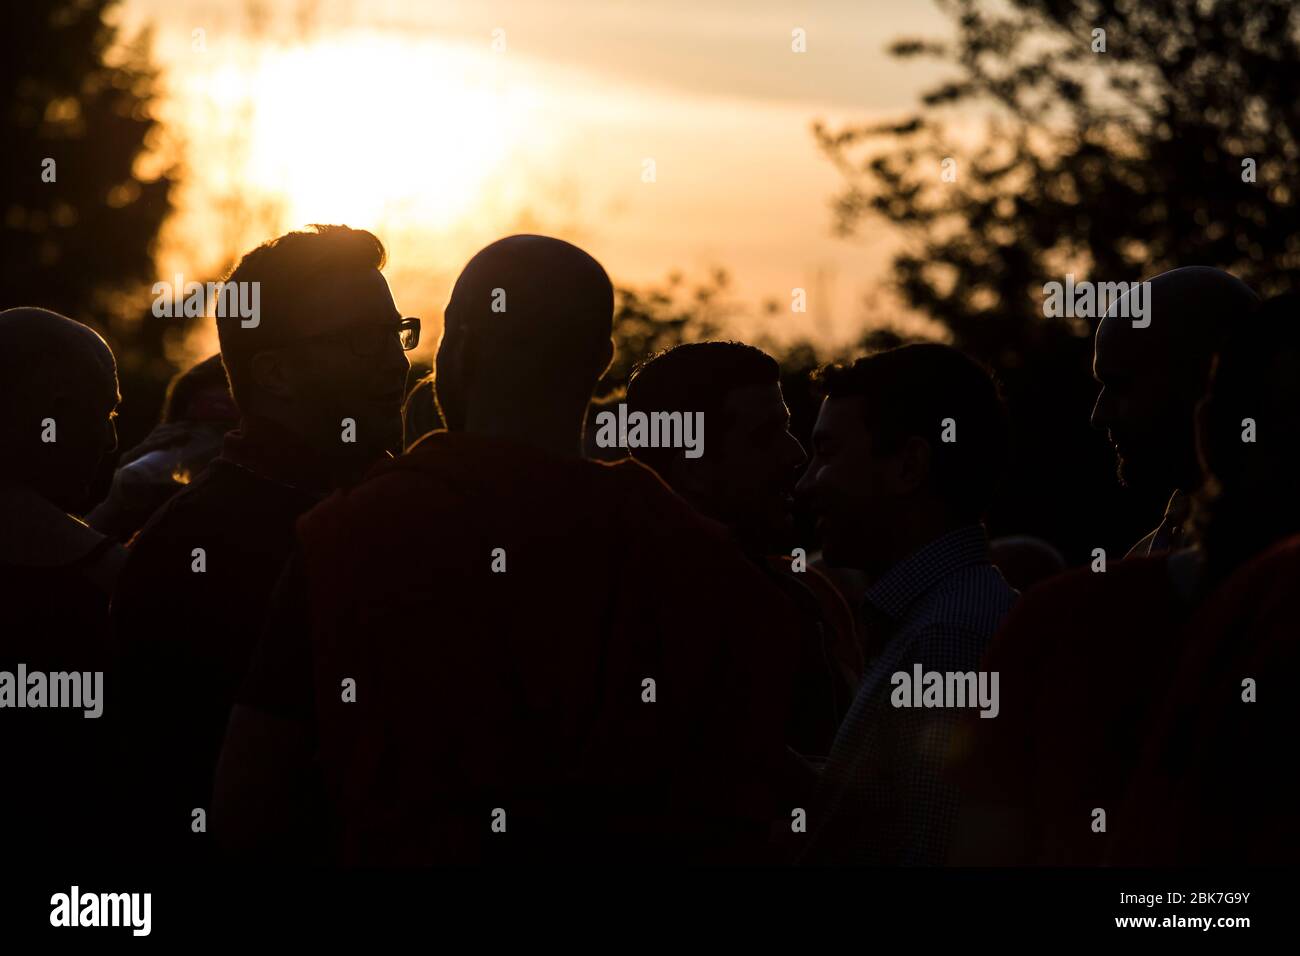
<box><xmin>117</xmin><ymin>0</ymin><xmax>958</xmax><ymax>360</ymax></box>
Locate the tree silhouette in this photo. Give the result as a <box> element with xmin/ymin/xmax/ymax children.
<box><xmin>2</xmin><ymin>0</ymin><xmax>173</xmax><ymax>325</ymax></box>
<box><xmin>597</xmin><ymin>269</ymin><xmax>729</xmax><ymax>398</ymax></box>
<box><xmin>815</xmin><ymin>0</ymin><xmax>1300</xmax><ymax>559</ymax></box>
<box><xmin>817</xmin><ymin>0</ymin><xmax>1300</xmax><ymax>361</ymax></box>
<box><xmin>2</xmin><ymin>0</ymin><xmax>176</xmax><ymax>453</ymax></box>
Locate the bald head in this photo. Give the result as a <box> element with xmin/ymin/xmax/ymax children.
<box><xmin>0</xmin><ymin>307</ymin><xmax>114</xmax><ymax>382</ymax></box>
<box><xmin>1096</xmin><ymin>266</ymin><xmax>1257</xmax><ymax>362</ymax></box>
<box><xmin>0</xmin><ymin>307</ymin><xmax>119</xmax><ymax>510</ymax></box>
<box><xmin>436</xmin><ymin>235</ymin><xmax>614</xmax><ymax>431</ymax></box>
<box><xmin>1091</xmin><ymin>267</ymin><xmax>1258</xmax><ymax>492</ymax></box>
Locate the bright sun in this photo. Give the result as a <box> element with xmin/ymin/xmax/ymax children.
<box><xmin>203</xmin><ymin>31</ymin><xmax>538</xmax><ymax>233</ymax></box>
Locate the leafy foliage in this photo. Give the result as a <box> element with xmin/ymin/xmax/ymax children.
<box><xmin>813</xmin><ymin>0</ymin><xmax>1300</xmax><ymax>557</ymax></box>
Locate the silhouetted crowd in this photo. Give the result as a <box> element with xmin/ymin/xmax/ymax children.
<box><xmin>1</xmin><ymin>227</ymin><xmax>1295</xmax><ymax>866</ymax></box>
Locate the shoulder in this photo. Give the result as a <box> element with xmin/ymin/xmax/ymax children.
<box><xmin>1197</xmin><ymin>535</ymin><xmax>1300</xmax><ymax>638</ymax></box>
<box><xmin>128</xmin><ymin>460</ymin><xmax>265</xmax><ymax>544</ymax></box>
<box><xmin>996</xmin><ymin>553</ymin><xmax>1170</xmax><ymax>619</ymax></box>
<box><xmin>600</xmin><ymin>458</ymin><xmax>737</xmax><ymax>541</ymax></box>
<box><xmin>898</xmin><ymin>618</ymin><xmax>1000</xmax><ymax>673</ymax></box>
<box><xmin>912</xmin><ymin>562</ymin><xmax>1018</xmax><ymax>632</ymax></box>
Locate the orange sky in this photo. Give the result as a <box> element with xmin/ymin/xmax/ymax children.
<box><xmin>118</xmin><ymin>0</ymin><xmax>958</xmax><ymax>362</ymax></box>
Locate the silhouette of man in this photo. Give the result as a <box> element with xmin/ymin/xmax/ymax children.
<box><xmin>1114</xmin><ymin>293</ymin><xmax>1300</xmax><ymax>864</ymax></box>
<box><xmin>624</xmin><ymin>342</ymin><xmax>860</xmax><ymax>758</ymax></box>
<box><xmin>795</xmin><ymin>344</ymin><xmax>1015</xmax><ymax>865</ymax></box>
<box><xmin>1090</xmin><ymin>266</ymin><xmax>1257</xmax><ymax>555</ymax></box>
<box><xmin>215</xmin><ymin>235</ymin><xmax>798</xmax><ymax>864</ymax></box>
<box><xmin>950</xmin><ymin>292</ymin><xmax>1298</xmax><ymax>867</ymax></box>
<box><xmin>110</xmin><ymin>225</ymin><xmax>412</xmax><ymax>861</ymax></box>
<box><xmin>0</xmin><ymin>307</ymin><xmax>123</xmax><ymax>858</ymax></box>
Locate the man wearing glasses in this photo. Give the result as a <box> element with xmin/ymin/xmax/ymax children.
<box><xmin>216</xmin><ymin>235</ymin><xmax>801</xmax><ymax>865</ymax></box>
<box><xmin>110</xmin><ymin>225</ymin><xmax>415</xmax><ymax>864</ymax></box>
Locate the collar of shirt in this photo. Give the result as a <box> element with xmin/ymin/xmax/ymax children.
<box><xmin>860</xmin><ymin>524</ymin><xmax>992</xmax><ymax>628</ymax></box>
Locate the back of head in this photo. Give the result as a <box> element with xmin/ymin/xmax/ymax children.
<box><xmin>625</xmin><ymin>341</ymin><xmax>779</xmax><ymax>477</ymax></box>
<box><xmin>1097</xmin><ymin>266</ymin><xmax>1259</xmax><ymax>393</ymax></box>
<box><xmin>0</xmin><ymin>306</ymin><xmax>113</xmax><ymax>407</ymax></box>
<box><xmin>437</xmin><ymin>235</ymin><xmax>613</xmax><ymax>423</ymax></box>
<box><xmin>161</xmin><ymin>353</ymin><xmax>237</xmax><ymax>424</ymax></box>
<box><xmin>1144</xmin><ymin>266</ymin><xmax>1259</xmax><ymax>382</ymax></box>
<box><xmin>1195</xmin><ymin>292</ymin><xmax>1300</xmax><ymax>580</ymax></box>
<box><xmin>216</xmin><ymin>224</ymin><xmax>387</xmax><ymax>413</ymax></box>
<box><xmin>816</xmin><ymin>343</ymin><xmax>1009</xmax><ymax>523</ymax></box>
<box><xmin>0</xmin><ymin>307</ymin><xmax>118</xmax><ymax>508</ymax></box>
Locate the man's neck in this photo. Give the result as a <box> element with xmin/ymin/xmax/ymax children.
<box><xmin>464</xmin><ymin>404</ymin><xmax>587</xmax><ymax>459</ymax></box>
<box><xmin>227</xmin><ymin>415</ymin><xmax>379</xmax><ymax>493</ymax></box>
<box><xmin>861</xmin><ymin>515</ymin><xmax>967</xmax><ymax>586</ymax></box>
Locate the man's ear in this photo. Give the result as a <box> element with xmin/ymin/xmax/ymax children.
<box><xmin>249</xmin><ymin>350</ymin><xmax>294</xmax><ymax>401</ymax></box>
<box><xmin>893</xmin><ymin>435</ymin><xmax>933</xmax><ymax>495</ymax></box>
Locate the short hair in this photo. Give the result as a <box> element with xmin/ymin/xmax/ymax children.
<box><xmin>160</xmin><ymin>354</ymin><xmax>234</xmax><ymax>423</ymax></box>
<box><xmin>813</xmin><ymin>343</ymin><xmax>1009</xmax><ymax>521</ymax></box>
<box><xmin>216</xmin><ymin>225</ymin><xmax>386</xmax><ymax>409</ymax></box>
<box><xmin>625</xmin><ymin>341</ymin><xmax>779</xmax><ymax>475</ymax></box>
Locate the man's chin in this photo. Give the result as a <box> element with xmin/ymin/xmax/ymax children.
<box><xmin>1115</xmin><ymin>453</ymin><xmax>1156</xmax><ymax>491</ymax></box>
<box><xmin>1109</xmin><ymin>443</ymin><xmax>1138</xmax><ymax>485</ymax></box>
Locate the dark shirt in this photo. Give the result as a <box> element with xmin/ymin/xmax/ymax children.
<box><xmin>109</xmin><ymin>420</ymin><xmax>331</xmax><ymax>861</ymax></box>
<box><xmin>0</xmin><ymin>488</ymin><xmax>124</xmax><ymax>860</ymax></box>
<box><xmin>758</xmin><ymin>555</ymin><xmax>860</xmax><ymax>758</ymax></box>
<box><xmin>0</xmin><ymin>558</ymin><xmax>116</xmax><ymax>859</ymax></box>
<box><xmin>950</xmin><ymin>554</ymin><xmax>1193</xmax><ymax>865</ymax></box>
<box><xmin>239</xmin><ymin>430</ymin><xmax>800</xmax><ymax>865</ymax></box>
<box><xmin>1114</xmin><ymin>537</ymin><xmax>1300</xmax><ymax>865</ymax></box>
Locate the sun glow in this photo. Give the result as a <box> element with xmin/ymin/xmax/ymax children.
<box><xmin>192</xmin><ymin>31</ymin><xmax>541</xmax><ymax>237</ymax></box>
